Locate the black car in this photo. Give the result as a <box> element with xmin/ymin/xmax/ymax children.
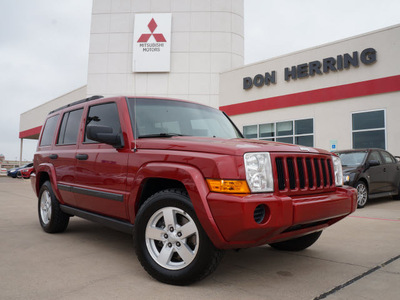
<box><xmin>335</xmin><ymin>149</ymin><xmax>400</xmax><ymax>208</ymax></box>
<box><xmin>7</xmin><ymin>163</ymin><xmax>33</xmax><ymax>178</ymax></box>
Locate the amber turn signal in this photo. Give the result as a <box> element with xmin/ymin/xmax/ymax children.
<box><xmin>207</xmin><ymin>179</ymin><xmax>250</xmax><ymax>194</ymax></box>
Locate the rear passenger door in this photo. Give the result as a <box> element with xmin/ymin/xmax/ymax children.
<box><xmin>53</xmin><ymin>108</ymin><xmax>84</xmax><ymax>206</ymax></box>
<box><xmin>366</xmin><ymin>150</ymin><xmax>385</xmax><ymax>194</ymax></box>
<box><xmin>74</xmin><ymin>102</ymin><xmax>129</xmax><ymax>220</ymax></box>
<box><xmin>379</xmin><ymin>150</ymin><xmax>400</xmax><ymax>193</ymax></box>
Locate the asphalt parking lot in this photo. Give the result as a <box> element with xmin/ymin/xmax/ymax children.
<box><xmin>1</xmin><ymin>176</ymin><xmax>399</xmax><ymax>300</ymax></box>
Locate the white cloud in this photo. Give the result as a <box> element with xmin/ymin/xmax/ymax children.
<box><xmin>244</xmin><ymin>0</ymin><xmax>400</xmax><ymax>63</ymax></box>
<box><xmin>0</xmin><ymin>0</ymin><xmax>92</xmax><ymax>160</ymax></box>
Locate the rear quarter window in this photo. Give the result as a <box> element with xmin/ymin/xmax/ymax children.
<box><xmin>40</xmin><ymin>115</ymin><xmax>59</xmax><ymax>146</ymax></box>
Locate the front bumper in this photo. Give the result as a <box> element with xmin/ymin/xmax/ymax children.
<box><xmin>207</xmin><ymin>186</ymin><xmax>357</xmax><ymax>249</ymax></box>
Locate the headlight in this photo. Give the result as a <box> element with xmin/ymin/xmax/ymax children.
<box><xmin>244</xmin><ymin>152</ymin><xmax>274</xmax><ymax>192</ymax></box>
<box><xmin>343</xmin><ymin>173</ymin><xmax>355</xmax><ymax>184</ymax></box>
<box><xmin>332</xmin><ymin>155</ymin><xmax>343</xmax><ymax>186</ymax></box>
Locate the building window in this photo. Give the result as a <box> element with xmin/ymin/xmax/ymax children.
<box><xmin>276</xmin><ymin>121</ymin><xmax>293</xmax><ymax>143</ymax></box>
<box><xmin>295</xmin><ymin>119</ymin><xmax>314</xmax><ymax>147</ymax></box>
<box><xmin>243</xmin><ymin>125</ymin><xmax>258</xmax><ymax>139</ymax></box>
<box><xmin>352</xmin><ymin>110</ymin><xmax>385</xmax><ymax>149</ymax></box>
<box><xmin>243</xmin><ymin>118</ymin><xmax>313</xmax><ymax>147</ymax></box>
<box><xmin>259</xmin><ymin>123</ymin><xmax>274</xmax><ymax>140</ymax></box>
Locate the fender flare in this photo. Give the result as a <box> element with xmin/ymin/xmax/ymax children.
<box><xmin>129</xmin><ymin>162</ymin><xmax>227</xmax><ymax>248</ymax></box>
<box><xmin>34</xmin><ymin>163</ymin><xmax>64</xmax><ymax>203</ymax></box>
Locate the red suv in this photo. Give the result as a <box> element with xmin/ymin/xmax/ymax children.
<box><xmin>31</xmin><ymin>96</ymin><xmax>357</xmax><ymax>285</ymax></box>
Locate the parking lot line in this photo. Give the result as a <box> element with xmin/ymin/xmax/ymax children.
<box><xmin>314</xmin><ymin>254</ymin><xmax>400</xmax><ymax>300</ymax></box>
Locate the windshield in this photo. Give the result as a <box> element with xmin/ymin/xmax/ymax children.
<box><xmin>127</xmin><ymin>98</ymin><xmax>243</xmax><ymax>139</ymax></box>
<box><xmin>336</xmin><ymin>151</ymin><xmax>367</xmax><ymax>167</ymax></box>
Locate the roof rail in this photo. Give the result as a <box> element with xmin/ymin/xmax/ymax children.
<box><xmin>49</xmin><ymin>95</ymin><xmax>104</xmax><ymax>114</ymax></box>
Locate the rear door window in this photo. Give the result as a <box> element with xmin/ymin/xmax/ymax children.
<box><xmin>57</xmin><ymin>109</ymin><xmax>83</xmax><ymax>145</ymax></box>
<box><xmin>380</xmin><ymin>151</ymin><xmax>396</xmax><ymax>164</ymax></box>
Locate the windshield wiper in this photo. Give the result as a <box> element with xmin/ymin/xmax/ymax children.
<box><xmin>138</xmin><ymin>133</ymin><xmax>188</xmax><ymax>138</ymax></box>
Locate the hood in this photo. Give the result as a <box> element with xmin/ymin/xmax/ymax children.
<box><xmin>136</xmin><ymin>136</ymin><xmax>331</xmax><ymax>156</ymax></box>
<box><xmin>342</xmin><ymin>165</ymin><xmax>362</xmax><ymax>174</ymax></box>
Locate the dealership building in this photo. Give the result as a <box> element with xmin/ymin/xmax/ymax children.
<box><xmin>20</xmin><ymin>0</ymin><xmax>400</xmax><ymax>159</ymax></box>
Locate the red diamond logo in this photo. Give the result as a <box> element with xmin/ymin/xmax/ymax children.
<box><xmin>137</xmin><ymin>18</ymin><xmax>166</xmax><ymax>43</ymax></box>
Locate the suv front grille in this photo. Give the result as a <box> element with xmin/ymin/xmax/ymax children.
<box><xmin>273</xmin><ymin>154</ymin><xmax>335</xmax><ymax>194</ymax></box>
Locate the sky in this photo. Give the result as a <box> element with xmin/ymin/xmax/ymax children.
<box><xmin>1</xmin><ymin>0</ymin><xmax>400</xmax><ymax>161</ymax></box>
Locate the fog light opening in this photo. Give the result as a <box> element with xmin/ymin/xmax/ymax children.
<box><xmin>254</xmin><ymin>204</ymin><xmax>268</xmax><ymax>224</ymax></box>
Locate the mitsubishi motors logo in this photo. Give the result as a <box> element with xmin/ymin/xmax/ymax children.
<box><xmin>137</xmin><ymin>18</ymin><xmax>166</xmax><ymax>43</ymax></box>
<box><xmin>133</xmin><ymin>13</ymin><xmax>171</xmax><ymax>72</ymax></box>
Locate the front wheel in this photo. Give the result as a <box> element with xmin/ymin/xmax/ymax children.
<box><xmin>133</xmin><ymin>189</ymin><xmax>223</xmax><ymax>285</ymax></box>
<box><xmin>356</xmin><ymin>181</ymin><xmax>368</xmax><ymax>208</ymax></box>
<box><xmin>269</xmin><ymin>231</ymin><xmax>322</xmax><ymax>251</ymax></box>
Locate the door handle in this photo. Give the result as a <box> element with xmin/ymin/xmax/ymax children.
<box><xmin>49</xmin><ymin>154</ymin><xmax>58</xmax><ymax>159</ymax></box>
<box><xmin>76</xmin><ymin>154</ymin><xmax>89</xmax><ymax>160</ymax></box>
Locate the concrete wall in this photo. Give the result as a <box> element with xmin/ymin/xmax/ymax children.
<box><xmin>87</xmin><ymin>0</ymin><xmax>244</xmax><ymax>108</ymax></box>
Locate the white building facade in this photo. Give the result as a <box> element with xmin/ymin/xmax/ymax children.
<box><xmin>220</xmin><ymin>25</ymin><xmax>400</xmax><ymax>154</ymax></box>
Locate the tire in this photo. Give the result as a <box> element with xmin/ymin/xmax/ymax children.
<box><xmin>356</xmin><ymin>181</ymin><xmax>368</xmax><ymax>208</ymax></box>
<box><xmin>133</xmin><ymin>189</ymin><xmax>223</xmax><ymax>285</ymax></box>
<box><xmin>269</xmin><ymin>231</ymin><xmax>322</xmax><ymax>251</ymax></box>
<box><xmin>38</xmin><ymin>181</ymin><xmax>70</xmax><ymax>233</ymax></box>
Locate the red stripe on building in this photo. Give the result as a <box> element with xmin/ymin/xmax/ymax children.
<box><xmin>19</xmin><ymin>126</ymin><xmax>42</xmax><ymax>139</ymax></box>
<box><xmin>220</xmin><ymin>75</ymin><xmax>400</xmax><ymax>116</ymax></box>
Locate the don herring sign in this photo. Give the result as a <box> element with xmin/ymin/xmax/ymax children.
<box><xmin>243</xmin><ymin>48</ymin><xmax>377</xmax><ymax>90</ymax></box>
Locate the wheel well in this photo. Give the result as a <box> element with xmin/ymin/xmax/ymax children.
<box><xmin>356</xmin><ymin>178</ymin><xmax>369</xmax><ymax>190</ymax></box>
<box><xmin>37</xmin><ymin>172</ymin><xmax>50</xmax><ymax>192</ymax></box>
<box><xmin>136</xmin><ymin>178</ymin><xmax>187</xmax><ymax>212</ymax></box>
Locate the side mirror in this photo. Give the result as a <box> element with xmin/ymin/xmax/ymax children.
<box><xmin>366</xmin><ymin>160</ymin><xmax>380</xmax><ymax>169</ymax></box>
<box><xmin>86</xmin><ymin>125</ymin><xmax>124</xmax><ymax>149</ymax></box>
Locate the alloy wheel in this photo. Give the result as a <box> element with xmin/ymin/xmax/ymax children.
<box><xmin>145</xmin><ymin>206</ymin><xmax>199</xmax><ymax>270</ymax></box>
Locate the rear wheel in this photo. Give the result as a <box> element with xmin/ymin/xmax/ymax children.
<box><xmin>269</xmin><ymin>231</ymin><xmax>322</xmax><ymax>251</ymax></box>
<box><xmin>134</xmin><ymin>189</ymin><xmax>223</xmax><ymax>285</ymax></box>
<box><xmin>38</xmin><ymin>181</ymin><xmax>70</xmax><ymax>233</ymax></box>
<box><xmin>356</xmin><ymin>181</ymin><xmax>368</xmax><ymax>208</ymax></box>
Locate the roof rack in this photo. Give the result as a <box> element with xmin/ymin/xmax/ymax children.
<box><xmin>49</xmin><ymin>95</ymin><xmax>104</xmax><ymax>114</ymax></box>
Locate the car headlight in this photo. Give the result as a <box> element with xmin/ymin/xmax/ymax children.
<box><xmin>343</xmin><ymin>173</ymin><xmax>355</xmax><ymax>184</ymax></box>
<box><xmin>331</xmin><ymin>155</ymin><xmax>343</xmax><ymax>186</ymax></box>
<box><xmin>244</xmin><ymin>152</ymin><xmax>274</xmax><ymax>192</ymax></box>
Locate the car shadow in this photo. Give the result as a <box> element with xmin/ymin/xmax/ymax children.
<box><xmin>365</xmin><ymin>196</ymin><xmax>397</xmax><ymax>207</ymax></box>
